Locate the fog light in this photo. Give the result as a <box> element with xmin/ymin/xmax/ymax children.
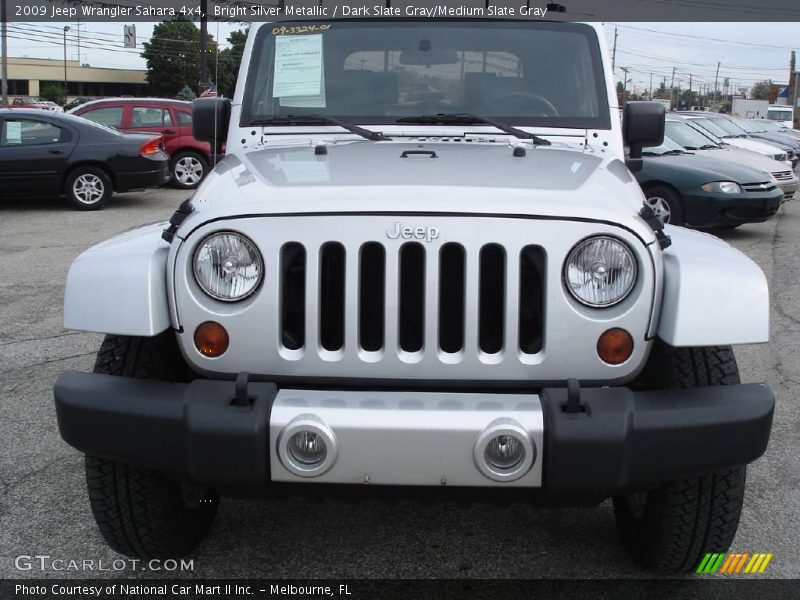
<box><xmin>597</xmin><ymin>328</ymin><xmax>634</xmax><ymax>365</ymax></box>
<box><xmin>194</xmin><ymin>321</ymin><xmax>229</xmax><ymax>357</ymax></box>
<box><xmin>485</xmin><ymin>435</ymin><xmax>524</xmax><ymax>470</ymax></box>
<box><xmin>474</xmin><ymin>419</ymin><xmax>536</xmax><ymax>482</ymax></box>
<box><xmin>288</xmin><ymin>431</ymin><xmax>327</xmax><ymax>465</ymax></box>
<box><xmin>278</xmin><ymin>415</ymin><xmax>338</xmax><ymax>477</ymax></box>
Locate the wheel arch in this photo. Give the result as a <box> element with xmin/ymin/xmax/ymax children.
<box><xmin>63</xmin><ymin>161</ymin><xmax>118</xmax><ymax>192</ymax></box>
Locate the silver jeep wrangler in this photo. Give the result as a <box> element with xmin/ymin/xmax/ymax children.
<box><xmin>54</xmin><ymin>18</ymin><xmax>774</xmax><ymax>573</ymax></box>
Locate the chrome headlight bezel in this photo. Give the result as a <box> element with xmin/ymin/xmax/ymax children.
<box><xmin>563</xmin><ymin>235</ymin><xmax>638</xmax><ymax>308</ymax></box>
<box><xmin>192</xmin><ymin>231</ymin><xmax>264</xmax><ymax>302</ymax></box>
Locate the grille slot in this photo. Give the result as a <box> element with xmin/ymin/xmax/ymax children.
<box><xmin>478</xmin><ymin>244</ymin><xmax>505</xmax><ymax>354</ymax></box>
<box><xmin>519</xmin><ymin>245</ymin><xmax>545</xmax><ymax>354</ymax></box>
<box><xmin>439</xmin><ymin>243</ymin><xmax>466</xmax><ymax>353</ymax></box>
<box><xmin>359</xmin><ymin>243</ymin><xmax>385</xmax><ymax>351</ymax></box>
<box><xmin>280</xmin><ymin>243</ymin><xmax>306</xmax><ymax>350</ymax></box>
<box><xmin>399</xmin><ymin>243</ymin><xmax>426</xmax><ymax>352</ymax></box>
<box><xmin>319</xmin><ymin>242</ymin><xmax>345</xmax><ymax>351</ymax></box>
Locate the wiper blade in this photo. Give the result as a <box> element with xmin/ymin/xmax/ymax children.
<box><xmin>699</xmin><ymin>145</ymin><xmax>719</xmax><ymax>150</ymax></box>
<box><xmin>395</xmin><ymin>113</ymin><xmax>550</xmax><ymax>145</ymax></box>
<box><xmin>249</xmin><ymin>114</ymin><xmax>391</xmax><ymax>141</ymax></box>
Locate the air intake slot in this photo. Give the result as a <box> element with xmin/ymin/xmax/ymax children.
<box><xmin>399</xmin><ymin>243</ymin><xmax>425</xmax><ymax>352</ymax></box>
<box><xmin>439</xmin><ymin>243</ymin><xmax>465</xmax><ymax>353</ymax></box>
<box><xmin>319</xmin><ymin>243</ymin><xmax>345</xmax><ymax>351</ymax></box>
<box><xmin>519</xmin><ymin>245</ymin><xmax>545</xmax><ymax>354</ymax></box>
<box><xmin>479</xmin><ymin>244</ymin><xmax>505</xmax><ymax>354</ymax></box>
<box><xmin>280</xmin><ymin>243</ymin><xmax>306</xmax><ymax>350</ymax></box>
<box><xmin>359</xmin><ymin>242</ymin><xmax>385</xmax><ymax>351</ymax></box>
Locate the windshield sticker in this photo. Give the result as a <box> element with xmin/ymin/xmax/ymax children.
<box><xmin>272</xmin><ymin>24</ymin><xmax>331</xmax><ymax>36</ymax></box>
<box><xmin>5</xmin><ymin>121</ymin><xmax>22</xmax><ymax>144</ymax></box>
<box><xmin>273</xmin><ymin>34</ymin><xmax>323</xmax><ymax>98</ymax></box>
<box><xmin>279</xmin><ymin>66</ymin><xmax>326</xmax><ymax>108</ymax></box>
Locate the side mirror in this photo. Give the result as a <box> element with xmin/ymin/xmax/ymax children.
<box><xmin>623</xmin><ymin>101</ymin><xmax>665</xmax><ymax>161</ymax></box>
<box><xmin>192</xmin><ymin>97</ymin><xmax>231</xmax><ymax>155</ymax></box>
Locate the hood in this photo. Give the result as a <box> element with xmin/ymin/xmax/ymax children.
<box><xmin>186</xmin><ymin>140</ymin><xmax>652</xmax><ymax>239</ymax></box>
<box><xmin>639</xmin><ymin>153</ymin><xmax>774</xmax><ymax>184</ymax></box>
<box><xmin>724</xmin><ymin>137</ymin><xmax>784</xmax><ymax>156</ymax></box>
<box><xmin>691</xmin><ymin>147</ymin><xmax>791</xmax><ymax>176</ymax></box>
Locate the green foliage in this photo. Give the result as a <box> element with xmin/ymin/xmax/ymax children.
<box><xmin>175</xmin><ymin>85</ymin><xmax>196</xmax><ymax>101</ymax></box>
<box><xmin>750</xmin><ymin>80</ymin><xmax>771</xmax><ymax>101</ymax></box>
<box><xmin>39</xmin><ymin>83</ymin><xmax>65</xmax><ymax>105</ymax></box>
<box><xmin>142</xmin><ymin>20</ymin><xmax>218</xmax><ymax>97</ymax></box>
<box><xmin>214</xmin><ymin>28</ymin><xmax>249</xmax><ymax>98</ymax></box>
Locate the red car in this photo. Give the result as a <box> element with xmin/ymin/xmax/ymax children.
<box><xmin>69</xmin><ymin>98</ymin><xmax>219</xmax><ymax>189</ymax></box>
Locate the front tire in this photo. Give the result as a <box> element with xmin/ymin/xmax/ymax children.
<box><xmin>85</xmin><ymin>333</ymin><xmax>217</xmax><ymax>558</ymax></box>
<box><xmin>613</xmin><ymin>342</ymin><xmax>746</xmax><ymax>573</ymax></box>
<box><xmin>171</xmin><ymin>151</ymin><xmax>208</xmax><ymax>189</ymax></box>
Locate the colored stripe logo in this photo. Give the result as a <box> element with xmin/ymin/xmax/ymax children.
<box><xmin>696</xmin><ymin>552</ymin><xmax>773</xmax><ymax>574</ymax></box>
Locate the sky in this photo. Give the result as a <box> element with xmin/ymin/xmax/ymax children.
<box><xmin>3</xmin><ymin>20</ymin><xmax>799</xmax><ymax>94</ymax></box>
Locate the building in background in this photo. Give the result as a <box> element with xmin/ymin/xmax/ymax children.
<box><xmin>5</xmin><ymin>57</ymin><xmax>147</xmax><ymax>101</ymax></box>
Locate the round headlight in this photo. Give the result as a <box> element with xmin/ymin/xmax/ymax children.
<box><xmin>564</xmin><ymin>236</ymin><xmax>637</xmax><ymax>307</ymax></box>
<box><xmin>193</xmin><ymin>232</ymin><xmax>263</xmax><ymax>301</ymax></box>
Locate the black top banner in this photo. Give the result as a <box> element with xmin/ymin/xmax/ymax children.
<box><xmin>3</xmin><ymin>0</ymin><xmax>800</xmax><ymax>22</ymax></box>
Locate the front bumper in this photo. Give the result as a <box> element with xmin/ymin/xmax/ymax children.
<box><xmin>684</xmin><ymin>189</ymin><xmax>783</xmax><ymax>227</ymax></box>
<box><xmin>53</xmin><ymin>372</ymin><xmax>774</xmax><ymax>497</ymax></box>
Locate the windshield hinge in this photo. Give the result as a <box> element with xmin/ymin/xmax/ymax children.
<box><xmin>162</xmin><ymin>198</ymin><xmax>194</xmax><ymax>243</ymax></box>
<box><xmin>639</xmin><ymin>204</ymin><xmax>672</xmax><ymax>250</ymax></box>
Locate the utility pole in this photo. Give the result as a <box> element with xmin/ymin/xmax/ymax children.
<box><xmin>793</xmin><ymin>70</ymin><xmax>799</xmax><ymax>130</ymax></box>
<box><xmin>63</xmin><ymin>26</ymin><xmax>70</xmax><ymax>100</ymax></box>
<box><xmin>611</xmin><ymin>27</ymin><xmax>618</xmax><ymax>72</ymax></box>
<box><xmin>1</xmin><ymin>0</ymin><xmax>7</xmax><ymax>105</ymax></box>
<box><xmin>621</xmin><ymin>66</ymin><xmax>629</xmax><ymax>104</ymax></box>
<box><xmin>670</xmin><ymin>66</ymin><xmax>676</xmax><ymax>108</ymax></box>
<box><xmin>714</xmin><ymin>61</ymin><xmax>720</xmax><ymax>100</ymax></box>
<box><xmin>199</xmin><ymin>0</ymin><xmax>208</xmax><ymax>89</ymax></box>
<box><xmin>649</xmin><ymin>72</ymin><xmax>653</xmax><ymax>98</ymax></box>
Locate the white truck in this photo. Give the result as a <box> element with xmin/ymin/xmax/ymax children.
<box><xmin>54</xmin><ymin>18</ymin><xmax>774</xmax><ymax>574</ymax></box>
<box><xmin>731</xmin><ymin>99</ymin><xmax>769</xmax><ymax>119</ymax></box>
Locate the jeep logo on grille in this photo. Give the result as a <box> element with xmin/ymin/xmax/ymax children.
<box><xmin>386</xmin><ymin>222</ymin><xmax>440</xmax><ymax>242</ymax></box>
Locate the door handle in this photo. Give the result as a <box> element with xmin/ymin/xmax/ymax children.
<box><xmin>49</xmin><ymin>149</ymin><xmax>63</xmax><ymax>154</ymax></box>
<box><xmin>163</xmin><ymin>129</ymin><xmax>177</xmax><ymax>135</ymax></box>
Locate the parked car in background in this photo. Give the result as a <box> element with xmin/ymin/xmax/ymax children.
<box><xmin>677</xmin><ymin>113</ymin><xmax>793</xmax><ymax>168</ymax></box>
<box><xmin>0</xmin><ymin>109</ymin><xmax>169</xmax><ymax>210</ymax></box>
<box><xmin>69</xmin><ymin>98</ymin><xmax>218</xmax><ymax>189</ymax></box>
<box><xmin>756</xmin><ymin>119</ymin><xmax>800</xmax><ymax>139</ymax></box>
<box><xmin>63</xmin><ymin>97</ymin><xmax>100</xmax><ymax>112</ymax></box>
<box><xmin>664</xmin><ymin>117</ymin><xmax>799</xmax><ymax>202</ymax></box>
<box><xmin>726</xmin><ymin>116</ymin><xmax>800</xmax><ymax>167</ymax></box>
<box><xmin>40</xmin><ymin>101</ymin><xmax>64</xmax><ymax>113</ymax></box>
<box><xmin>634</xmin><ymin>136</ymin><xmax>783</xmax><ymax>228</ymax></box>
<box><xmin>0</xmin><ymin>96</ymin><xmax>51</xmax><ymax>110</ymax></box>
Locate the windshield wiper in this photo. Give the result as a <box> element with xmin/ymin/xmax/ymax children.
<box><xmin>699</xmin><ymin>144</ymin><xmax>719</xmax><ymax>150</ymax></box>
<box><xmin>395</xmin><ymin>113</ymin><xmax>551</xmax><ymax>145</ymax></box>
<box><xmin>248</xmin><ymin>115</ymin><xmax>391</xmax><ymax>141</ymax></box>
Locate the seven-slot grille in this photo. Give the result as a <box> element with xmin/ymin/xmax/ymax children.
<box><xmin>772</xmin><ymin>170</ymin><xmax>794</xmax><ymax>182</ymax></box>
<box><xmin>278</xmin><ymin>241</ymin><xmax>545</xmax><ymax>359</ymax></box>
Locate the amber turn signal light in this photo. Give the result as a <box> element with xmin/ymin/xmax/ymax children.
<box><xmin>597</xmin><ymin>328</ymin><xmax>633</xmax><ymax>365</ymax></box>
<box><xmin>194</xmin><ymin>321</ymin><xmax>229</xmax><ymax>357</ymax></box>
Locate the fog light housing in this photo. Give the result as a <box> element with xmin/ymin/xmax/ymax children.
<box><xmin>277</xmin><ymin>415</ymin><xmax>338</xmax><ymax>477</ymax></box>
<box><xmin>474</xmin><ymin>419</ymin><xmax>536</xmax><ymax>482</ymax></box>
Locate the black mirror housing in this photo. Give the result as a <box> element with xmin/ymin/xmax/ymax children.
<box><xmin>623</xmin><ymin>101</ymin><xmax>665</xmax><ymax>159</ymax></box>
<box><xmin>192</xmin><ymin>97</ymin><xmax>231</xmax><ymax>154</ymax></box>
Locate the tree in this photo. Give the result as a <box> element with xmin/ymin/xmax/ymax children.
<box><xmin>142</xmin><ymin>20</ymin><xmax>219</xmax><ymax>97</ymax></box>
<box><xmin>39</xmin><ymin>82</ymin><xmax>65</xmax><ymax>105</ymax></box>
<box><xmin>750</xmin><ymin>80</ymin><xmax>772</xmax><ymax>100</ymax></box>
<box><xmin>214</xmin><ymin>28</ymin><xmax>248</xmax><ymax>98</ymax></box>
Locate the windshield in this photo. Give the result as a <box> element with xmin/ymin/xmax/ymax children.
<box><xmin>665</xmin><ymin>121</ymin><xmax>719</xmax><ymax>149</ymax></box>
<box><xmin>642</xmin><ymin>136</ymin><xmax>685</xmax><ymax>155</ymax></box>
<box><xmin>243</xmin><ymin>21</ymin><xmax>610</xmax><ymax>129</ymax></box>
<box><xmin>767</xmin><ymin>108</ymin><xmax>792</xmax><ymax>122</ymax></box>
<box><xmin>709</xmin><ymin>117</ymin><xmax>747</xmax><ymax>137</ymax></box>
<box><xmin>692</xmin><ymin>117</ymin><xmax>733</xmax><ymax>138</ymax></box>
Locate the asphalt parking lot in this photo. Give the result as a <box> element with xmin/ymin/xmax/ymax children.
<box><xmin>1</xmin><ymin>187</ymin><xmax>799</xmax><ymax>580</ymax></box>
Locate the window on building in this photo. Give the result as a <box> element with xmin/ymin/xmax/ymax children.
<box><xmin>80</xmin><ymin>106</ymin><xmax>123</xmax><ymax>128</ymax></box>
<box><xmin>1</xmin><ymin>119</ymin><xmax>66</xmax><ymax>146</ymax></box>
<box><xmin>131</xmin><ymin>107</ymin><xmax>173</xmax><ymax>127</ymax></box>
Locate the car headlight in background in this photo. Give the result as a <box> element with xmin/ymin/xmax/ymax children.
<box><xmin>564</xmin><ymin>236</ymin><xmax>637</xmax><ymax>307</ymax></box>
<box><xmin>701</xmin><ymin>181</ymin><xmax>741</xmax><ymax>194</ymax></box>
<box><xmin>193</xmin><ymin>232</ymin><xmax>263</xmax><ymax>301</ymax></box>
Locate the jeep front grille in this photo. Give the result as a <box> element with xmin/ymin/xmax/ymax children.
<box><xmin>277</xmin><ymin>240</ymin><xmax>545</xmax><ymax>359</ymax></box>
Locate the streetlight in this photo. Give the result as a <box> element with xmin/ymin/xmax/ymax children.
<box><xmin>63</xmin><ymin>26</ymin><xmax>70</xmax><ymax>102</ymax></box>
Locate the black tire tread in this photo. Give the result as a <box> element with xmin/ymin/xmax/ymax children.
<box><xmin>615</xmin><ymin>341</ymin><xmax>746</xmax><ymax>573</ymax></box>
<box><xmin>86</xmin><ymin>332</ymin><xmax>215</xmax><ymax>559</ymax></box>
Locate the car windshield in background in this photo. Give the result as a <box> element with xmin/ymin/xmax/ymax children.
<box><xmin>707</xmin><ymin>117</ymin><xmax>748</xmax><ymax>137</ymax></box>
<box><xmin>642</xmin><ymin>136</ymin><xmax>686</xmax><ymax>156</ymax></box>
<box><xmin>243</xmin><ymin>21</ymin><xmax>610</xmax><ymax>129</ymax></box>
<box><xmin>692</xmin><ymin>117</ymin><xmax>734</xmax><ymax>139</ymax></box>
<box><xmin>768</xmin><ymin>108</ymin><xmax>792</xmax><ymax>122</ymax></box>
<box><xmin>665</xmin><ymin>121</ymin><xmax>719</xmax><ymax>149</ymax></box>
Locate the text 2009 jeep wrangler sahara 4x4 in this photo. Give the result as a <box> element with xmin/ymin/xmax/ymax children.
<box><xmin>54</xmin><ymin>19</ymin><xmax>774</xmax><ymax>573</ymax></box>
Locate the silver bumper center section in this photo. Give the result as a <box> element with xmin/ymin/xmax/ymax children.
<box><xmin>269</xmin><ymin>389</ymin><xmax>544</xmax><ymax>487</ymax></box>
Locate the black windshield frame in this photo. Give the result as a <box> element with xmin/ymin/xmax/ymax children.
<box><xmin>241</xmin><ymin>19</ymin><xmax>611</xmax><ymax>131</ymax></box>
